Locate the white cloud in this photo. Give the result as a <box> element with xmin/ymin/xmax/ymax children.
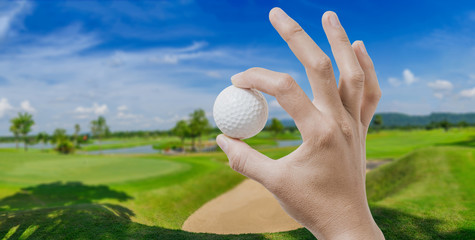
<box><xmin>177</xmin><ymin>41</ymin><xmax>207</xmax><ymax>52</ymax></box>
<box><xmin>154</xmin><ymin>115</ymin><xmax>185</xmax><ymax>124</ymax></box>
<box><xmin>0</xmin><ymin>22</ymin><xmax>294</xmax><ymax>134</ymax></box>
<box><xmin>388</xmin><ymin>77</ymin><xmax>401</xmax><ymax>87</ymax></box>
<box><xmin>16</xmin><ymin>24</ymin><xmax>100</xmax><ymax>58</ymax></box>
<box><xmin>0</xmin><ymin>98</ymin><xmax>13</xmax><ymax>118</ymax></box>
<box><xmin>387</xmin><ymin>69</ymin><xmax>418</xmax><ymax>87</ymax></box>
<box><xmin>433</xmin><ymin>93</ymin><xmax>444</xmax><ymax>99</ymax></box>
<box><xmin>74</xmin><ymin>103</ymin><xmax>108</xmax><ymax>115</ymax></box>
<box><xmin>117</xmin><ymin>111</ymin><xmax>141</xmax><ymax>120</ymax></box>
<box><xmin>460</xmin><ymin>88</ymin><xmax>475</xmax><ymax>98</ymax></box>
<box><xmin>427</xmin><ymin>79</ymin><xmax>453</xmax><ymax>91</ymax></box>
<box><xmin>0</xmin><ymin>0</ymin><xmax>30</xmax><ymax>39</ymax></box>
<box><xmin>20</xmin><ymin>100</ymin><xmax>36</xmax><ymax>113</ymax></box>
<box><xmin>117</xmin><ymin>105</ymin><xmax>128</xmax><ymax>111</ymax></box>
<box><xmin>403</xmin><ymin>69</ymin><xmax>417</xmax><ymax>85</ymax></box>
<box><xmin>206</xmin><ymin>71</ymin><xmax>221</xmax><ymax>78</ymax></box>
<box><xmin>163</xmin><ymin>54</ymin><xmax>179</xmax><ymax>64</ymax></box>
<box><xmin>107</xmin><ymin>51</ymin><xmax>126</xmax><ymax>67</ymax></box>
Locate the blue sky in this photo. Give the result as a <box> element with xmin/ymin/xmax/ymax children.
<box><xmin>0</xmin><ymin>0</ymin><xmax>474</xmax><ymax>135</ymax></box>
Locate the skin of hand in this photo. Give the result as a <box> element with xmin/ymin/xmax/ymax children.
<box><xmin>215</xmin><ymin>8</ymin><xmax>385</xmax><ymax>240</ymax></box>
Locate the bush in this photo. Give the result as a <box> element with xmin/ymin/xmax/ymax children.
<box><xmin>56</xmin><ymin>140</ymin><xmax>75</xmax><ymax>154</ymax></box>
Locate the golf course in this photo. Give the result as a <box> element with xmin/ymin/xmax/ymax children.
<box><xmin>0</xmin><ymin>128</ymin><xmax>474</xmax><ymax>239</ymax></box>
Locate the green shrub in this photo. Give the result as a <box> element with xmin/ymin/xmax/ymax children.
<box><xmin>56</xmin><ymin>140</ymin><xmax>75</xmax><ymax>154</ymax></box>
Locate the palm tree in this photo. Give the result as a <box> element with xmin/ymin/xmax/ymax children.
<box><xmin>36</xmin><ymin>132</ymin><xmax>49</xmax><ymax>151</ymax></box>
<box><xmin>74</xmin><ymin>124</ymin><xmax>81</xmax><ymax>146</ymax></box>
<box><xmin>91</xmin><ymin>116</ymin><xmax>108</xmax><ymax>153</ymax></box>
<box><xmin>17</xmin><ymin>113</ymin><xmax>35</xmax><ymax>151</ymax></box>
<box><xmin>9</xmin><ymin>119</ymin><xmax>21</xmax><ymax>149</ymax></box>
<box><xmin>10</xmin><ymin>113</ymin><xmax>35</xmax><ymax>151</ymax></box>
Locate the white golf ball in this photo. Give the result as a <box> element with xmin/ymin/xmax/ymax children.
<box><xmin>213</xmin><ymin>85</ymin><xmax>268</xmax><ymax>139</ymax></box>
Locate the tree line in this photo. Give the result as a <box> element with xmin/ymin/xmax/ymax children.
<box><xmin>370</xmin><ymin>114</ymin><xmax>473</xmax><ymax>131</ymax></box>
<box><xmin>8</xmin><ymin>113</ymin><xmax>109</xmax><ymax>154</ymax></box>
<box><xmin>6</xmin><ymin>110</ymin><xmax>472</xmax><ymax>154</ymax></box>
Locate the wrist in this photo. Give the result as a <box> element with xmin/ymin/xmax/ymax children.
<box><xmin>327</xmin><ymin>220</ymin><xmax>384</xmax><ymax>240</ymax></box>
<box><xmin>307</xmin><ymin>204</ymin><xmax>384</xmax><ymax>240</ymax></box>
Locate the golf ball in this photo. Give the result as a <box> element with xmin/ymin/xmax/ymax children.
<box><xmin>213</xmin><ymin>85</ymin><xmax>268</xmax><ymax>139</ymax></box>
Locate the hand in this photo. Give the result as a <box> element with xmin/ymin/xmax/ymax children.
<box><xmin>216</xmin><ymin>8</ymin><xmax>384</xmax><ymax>240</ymax></box>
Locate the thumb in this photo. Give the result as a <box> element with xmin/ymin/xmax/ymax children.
<box><xmin>216</xmin><ymin>134</ymin><xmax>276</xmax><ymax>184</ymax></box>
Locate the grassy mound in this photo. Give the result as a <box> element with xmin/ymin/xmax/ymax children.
<box><xmin>366</xmin><ymin>147</ymin><xmax>475</xmax><ymax>239</ymax></box>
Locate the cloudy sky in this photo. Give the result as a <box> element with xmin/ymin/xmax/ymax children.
<box><xmin>0</xmin><ymin>0</ymin><xmax>474</xmax><ymax>135</ymax></box>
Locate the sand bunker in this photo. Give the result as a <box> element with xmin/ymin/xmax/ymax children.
<box><xmin>182</xmin><ymin>160</ymin><xmax>389</xmax><ymax>234</ymax></box>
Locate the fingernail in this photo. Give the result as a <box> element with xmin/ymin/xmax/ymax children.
<box><xmin>216</xmin><ymin>135</ymin><xmax>228</xmax><ymax>153</ymax></box>
<box><xmin>273</xmin><ymin>7</ymin><xmax>289</xmax><ymax>21</ymax></box>
<box><xmin>358</xmin><ymin>41</ymin><xmax>367</xmax><ymax>55</ymax></box>
<box><xmin>231</xmin><ymin>72</ymin><xmax>243</xmax><ymax>83</ymax></box>
<box><xmin>329</xmin><ymin>12</ymin><xmax>340</xmax><ymax>28</ymax></box>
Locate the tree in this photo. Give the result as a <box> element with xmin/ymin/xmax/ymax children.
<box><xmin>373</xmin><ymin>114</ymin><xmax>383</xmax><ymax>132</ymax></box>
<box><xmin>74</xmin><ymin>124</ymin><xmax>81</xmax><ymax>146</ymax></box>
<box><xmin>9</xmin><ymin>118</ymin><xmax>21</xmax><ymax>149</ymax></box>
<box><xmin>439</xmin><ymin>120</ymin><xmax>450</xmax><ymax>132</ymax></box>
<box><xmin>11</xmin><ymin>113</ymin><xmax>35</xmax><ymax>151</ymax></box>
<box><xmin>188</xmin><ymin>109</ymin><xmax>211</xmax><ymax>151</ymax></box>
<box><xmin>51</xmin><ymin>128</ymin><xmax>67</xmax><ymax>144</ymax></box>
<box><xmin>173</xmin><ymin>120</ymin><xmax>190</xmax><ymax>150</ymax></box>
<box><xmin>51</xmin><ymin>128</ymin><xmax>74</xmax><ymax>154</ymax></box>
<box><xmin>90</xmin><ymin>116</ymin><xmax>108</xmax><ymax>153</ymax></box>
<box><xmin>36</xmin><ymin>132</ymin><xmax>49</xmax><ymax>151</ymax></box>
<box><xmin>268</xmin><ymin>118</ymin><xmax>284</xmax><ymax>138</ymax></box>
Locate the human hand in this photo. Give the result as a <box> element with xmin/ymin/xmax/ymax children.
<box><xmin>216</xmin><ymin>8</ymin><xmax>384</xmax><ymax>240</ymax></box>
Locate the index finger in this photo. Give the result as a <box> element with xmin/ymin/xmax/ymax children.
<box><xmin>231</xmin><ymin>67</ymin><xmax>320</xmax><ymax>141</ymax></box>
<box><xmin>269</xmin><ymin>7</ymin><xmax>341</xmax><ymax>111</ymax></box>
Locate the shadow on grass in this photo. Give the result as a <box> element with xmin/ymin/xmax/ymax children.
<box><xmin>0</xmin><ymin>182</ymin><xmax>299</xmax><ymax>239</ymax></box>
<box><xmin>372</xmin><ymin>207</ymin><xmax>475</xmax><ymax>240</ymax></box>
<box><xmin>436</xmin><ymin>135</ymin><xmax>475</xmax><ymax>148</ymax></box>
<box><xmin>0</xmin><ymin>182</ymin><xmax>471</xmax><ymax>239</ymax></box>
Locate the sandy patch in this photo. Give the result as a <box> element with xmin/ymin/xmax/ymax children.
<box><xmin>182</xmin><ymin>160</ymin><xmax>390</xmax><ymax>234</ymax></box>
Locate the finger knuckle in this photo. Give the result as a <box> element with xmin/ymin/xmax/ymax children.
<box><xmin>344</xmin><ymin>68</ymin><xmax>365</xmax><ymax>88</ymax></box>
<box><xmin>338</xmin><ymin>119</ymin><xmax>354</xmax><ymax>140</ymax></box>
<box><xmin>282</xmin><ymin>25</ymin><xmax>305</xmax><ymax>42</ymax></box>
<box><xmin>246</xmin><ymin>67</ymin><xmax>261</xmax><ymax>75</ymax></box>
<box><xmin>275</xmin><ymin>74</ymin><xmax>295</xmax><ymax>93</ymax></box>
<box><xmin>308</xmin><ymin>56</ymin><xmax>332</xmax><ymax>73</ymax></box>
<box><xmin>366</xmin><ymin>88</ymin><xmax>382</xmax><ymax>103</ymax></box>
<box><xmin>314</xmin><ymin>120</ymin><xmax>339</xmax><ymax>148</ymax></box>
<box><xmin>336</xmin><ymin>34</ymin><xmax>350</xmax><ymax>44</ymax></box>
<box><xmin>229</xmin><ymin>152</ymin><xmax>247</xmax><ymax>174</ymax></box>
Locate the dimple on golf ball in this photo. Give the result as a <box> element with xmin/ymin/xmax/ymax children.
<box><xmin>213</xmin><ymin>85</ymin><xmax>268</xmax><ymax>139</ymax></box>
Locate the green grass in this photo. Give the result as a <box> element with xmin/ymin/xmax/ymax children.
<box><xmin>0</xmin><ymin>129</ymin><xmax>474</xmax><ymax>239</ymax></box>
<box><xmin>80</xmin><ymin>137</ymin><xmax>180</xmax><ymax>151</ymax></box>
<box><xmin>0</xmin><ymin>152</ymin><xmax>186</xmax><ymax>186</ymax></box>
<box><xmin>366</xmin><ymin>128</ymin><xmax>475</xmax><ymax>159</ymax></box>
<box><xmin>80</xmin><ymin>130</ymin><xmax>301</xmax><ymax>152</ymax></box>
<box><xmin>366</xmin><ymin>147</ymin><xmax>475</xmax><ymax>239</ymax></box>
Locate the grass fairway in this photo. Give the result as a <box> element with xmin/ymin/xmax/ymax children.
<box><xmin>0</xmin><ymin>129</ymin><xmax>474</xmax><ymax>239</ymax></box>
<box><xmin>366</xmin><ymin>128</ymin><xmax>475</xmax><ymax>159</ymax></box>
<box><xmin>367</xmin><ymin>147</ymin><xmax>475</xmax><ymax>239</ymax></box>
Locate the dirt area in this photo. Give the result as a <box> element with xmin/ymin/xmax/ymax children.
<box><xmin>182</xmin><ymin>160</ymin><xmax>390</xmax><ymax>234</ymax></box>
